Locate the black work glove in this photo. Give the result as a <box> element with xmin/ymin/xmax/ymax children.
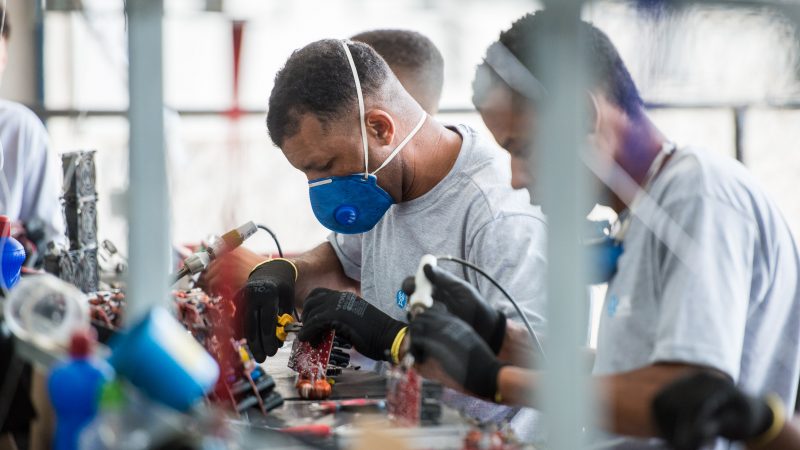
<box><xmin>408</xmin><ymin>310</ymin><xmax>506</xmax><ymax>400</ymax></box>
<box><xmin>235</xmin><ymin>259</ymin><xmax>296</xmax><ymax>362</ymax></box>
<box><xmin>298</xmin><ymin>288</ymin><xmax>406</xmax><ymax>362</ymax></box>
<box><xmin>652</xmin><ymin>372</ymin><xmax>775</xmax><ymax>450</ymax></box>
<box><xmin>402</xmin><ymin>264</ymin><xmax>507</xmax><ymax>354</ymax></box>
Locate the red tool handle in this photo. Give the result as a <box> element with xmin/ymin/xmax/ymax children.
<box><xmin>281</xmin><ymin>424</ymin><xmax>332</xmax><ymax>438</ymax></box>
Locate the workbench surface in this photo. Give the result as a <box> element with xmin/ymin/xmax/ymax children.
<box><xmin>235</xmin><ymin>337</ymin><xmax>472</xmax><ymax>449</ymax></box>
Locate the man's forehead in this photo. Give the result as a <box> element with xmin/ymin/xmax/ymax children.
<box><xmin>282</xmin><ymin>113</ymin><xmax>353</xmax><ymax>160</ymax></box>
<box><xmin>479</xmin><ymin>83</ymin><xmax>523</xmax><ymax>113</ymax></box>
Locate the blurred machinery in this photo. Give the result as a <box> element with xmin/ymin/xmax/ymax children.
<box><xmin>44</xmin><ymin>150</ymin><xmax>100</xmax><ymax>293</ymax></box>
<box><xmin>85</xmin><ymin>287</ymin><xmax>283</xmax><ymax>416</ymax></box>
<box><xmin>173</xmin><ymin>288</ymin><xmax>283</xmax><ymax>415</ymax></box>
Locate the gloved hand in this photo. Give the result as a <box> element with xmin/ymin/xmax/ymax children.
<box><xmin>652</xmin><ymin>372</ymin><xmax>777</xmax><ymax>450</ymax></box>
<box><xmin>408</xmin><ymin>310</ymin><xmax>506</xmax><ymax>400</ymax></box>
<box><xmin>234</xmin><ymin>259</ymin><xmax>296</xmax><ymax>362</ymax></box>
<box><xmin>298</xmin><ymin>288</ymin><xmax>406</xmax><ymax>362</ymax></box>
<box><xmin>402</xmin><ymin>264</ymin><xmax>506</xmax><ymax>354</ymax></box>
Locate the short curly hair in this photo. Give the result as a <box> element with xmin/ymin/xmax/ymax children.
<box><xmin>351</xmin><ymin>29</ymin><xmax>443</xmax><ymax>111</ymax></box>
<box><xmin>267</xmin><ymin>39</ymin><xmax>391</xmax><ymax>148</ymax></box>
<box><xmin>473</xmin><ymin>10</ymin><xmax>643</xmax><ymax>117</ymax></box>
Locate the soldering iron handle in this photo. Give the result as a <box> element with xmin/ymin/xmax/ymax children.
<box><xmin>409</xmin><ymin>254</ymin><xmax>438</xmax><ymax>316</ymax></box>
<box><xmin>172</xmin><ymin>266</ymin><xmax>190</xmax><ymax>283</ymax></box>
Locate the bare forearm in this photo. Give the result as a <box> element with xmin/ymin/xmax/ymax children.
<box><xmin>496</xmin><ymin>366</ymin><xmax>542</xmax><ymax>406</ymax></box>
<box><xmin>497</xmin><ymin>321</ymin><xmax>537</xmax><ymax>368</ymax></box>
<box><xmin>755</xmin><ymin>418</ymin><xmax>800</xmax><ymax>450</ymax></box>
<box><xmin>596</xmin><ymin>364</ymin><xmax>699</xmax><ymax>437</ymax></box>
<box><xmin>497</xmin><ymin>323</ymin><xmax>595</xmax><ymax>370</ymax></box>
<box><xmin>292</xmin><ymin>242</ymin><xmax>359</xmax><ymax>308</ymax></box>
<box><xmin>494</xmin><ymin>363</ymin><xmax>702</xmax><ymax>438</ymax></box>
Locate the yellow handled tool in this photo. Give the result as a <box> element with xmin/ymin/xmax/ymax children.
<box><xmin>276</xmin><ymin>313</ymin><xmax>302</xmax><ymax>342</ymax></box>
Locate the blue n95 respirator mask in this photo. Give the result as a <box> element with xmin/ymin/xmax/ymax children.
<box><xmin>308</xmin><ymin>41</ymin><xmax>427</xmax><ymax>234</ymax></box>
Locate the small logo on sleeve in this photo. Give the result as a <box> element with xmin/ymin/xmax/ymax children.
<box><xmin>395</xmin><ymin>290</ymin><xmax>408</xmax><ymax>310</ymax></box>
<box><xmin>607</xmin><ymin>295</ymin><xmax>619</xmax><ymax>317</ymax></box>
<box><xmin>606</xmin><ymin>294</ymin><xmax>631</xmax><ymax>318</ymax></box>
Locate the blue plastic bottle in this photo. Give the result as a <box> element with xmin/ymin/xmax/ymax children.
<box><xmin>0</xmin><ymin>215</ymin><xmax>25</xmax><ymax>290</ymax></box>
<box><xmin>48</xmin><ymin>329</ymin><xmax>113</xmax><ymax>450</ymax></box>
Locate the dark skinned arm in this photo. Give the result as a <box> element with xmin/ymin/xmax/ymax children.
<box><xmin>492</xmin><ymin>363</ymin><xmax>702</xmax><ymax>437</ymax></box>
<box><xmin>205</xmin><ymin>241</ymin><xmax>359</xmax><ymax>309</ymax></box>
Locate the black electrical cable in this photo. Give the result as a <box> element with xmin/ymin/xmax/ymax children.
<box><xmin>255</xmin><ymin>224</ymin><xmax>297</xmax><ymax>318</ymax></box>
<box><xmin>436</xmin><ymin>255</ymin><xmax>547</xmax><ymax>362</ymax></box>
<box><xmin>256</xmin><ymin>224</ymin><xmax>283</xmax><ymax>258</ymax></box>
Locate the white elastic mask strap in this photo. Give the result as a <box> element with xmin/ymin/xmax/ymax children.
<box><xmin>372</xmin><ymin>111</ymin><xmax>427</xmax><ymax>175</ymax></box>
<box><xmin>342</xmin><ymin>41</ymin><xmax>370</xmax><ymax>179</ymax></box>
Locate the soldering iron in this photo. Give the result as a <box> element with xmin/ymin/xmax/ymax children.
<box><xmin>172</xmin><ymin>221</ymin><xmax>258</xmax><ymax>283</ymax></box>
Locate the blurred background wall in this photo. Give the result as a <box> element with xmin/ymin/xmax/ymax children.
<box><xmin>3</xmin><ymin>0</ymin><xmax>799</xmax><ymax>257</ymax></box>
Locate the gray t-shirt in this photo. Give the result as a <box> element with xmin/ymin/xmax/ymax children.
<box><xmin>593</xmin><ymin>147</ymin><xmax>800</xmax><ymax>449</ymax></box>
<box><xmin>328</xmin><ymin>123</ymin><xmax>548</xmax><ymax>434</ymax></box>
<box><xmin>328</xmin><ymin>123</ymin><xmax>548</xmax><ymax>327</ymax></box>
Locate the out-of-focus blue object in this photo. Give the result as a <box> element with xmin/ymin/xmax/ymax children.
<box><xmin>109</xmin><ymin>307</ymin><xmax>219</xmax><ymax>411</ymax></box>
<box><xmin>48</xmin><ymin>329</ymin><xmax>113</xmax><ymax>450</ymax></box>
<box><xmin>585</xmin><ymin>219</ymin><xmax>624</xmax><ymax>284</ymax></box>
<box><xmin>0</xmin><ymin>215</ymin><xmax>26</xmax><ymax>290</ymax></box>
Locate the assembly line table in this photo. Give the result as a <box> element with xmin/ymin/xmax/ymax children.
<box><xmin>236</xmin><ymin>337</ymin><xmax>472</xmax><ymax>449</ymax></box>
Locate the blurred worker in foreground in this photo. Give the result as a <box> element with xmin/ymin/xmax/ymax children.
<box><xmin>0</xmin><ymin>5</ymin><xmax>65</xmax><ymax>254</ymax></box>
<box><xmin>1</xmin><ymin>5</ymin><xmax>66</xmax><ymax>449</ymax></box>
<box><xmin>205</xmin><ymin>37</ymin><xmax>547</xmax><ymax>425</ymax></box>
<box><xmin>351</xmin><ymin>29</ymin><xmax>444</xmax><ymax>115</ymax></box>
<box><xmin>403</xmin><ymin>10</ymin><xmax>800</xmax><ymax>449</ymax></box>
<box><xmin>652</xmin><ymin>372</ymin><xmax>800</xmax><ymax>450</ymax></box>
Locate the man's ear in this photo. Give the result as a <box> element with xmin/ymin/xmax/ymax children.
<box><xmin>364</xmin><ymin>109</ymin><xmax>395</xmax><ymax>146</ymax></box>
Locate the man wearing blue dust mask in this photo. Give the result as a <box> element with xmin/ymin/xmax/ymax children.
<box><xmin>207</xmin><ymin>38</ymin><xmax>547</xmax><ymax>423</ymax></box>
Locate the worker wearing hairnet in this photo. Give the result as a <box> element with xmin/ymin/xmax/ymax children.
<box><xmin>0</xmin><ymin>6</ymin><xmax>65</xmax><ymax>252</ymax></box>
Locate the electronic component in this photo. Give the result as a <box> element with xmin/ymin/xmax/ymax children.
<box><xmin>463</xmin><ymin>423</ymin><xmax>521</xmax><ymax>450</ymax></box>
<box><xmin>84</xmin><ymin>287</ymin><xmax>283</xmax><ymax>416</ymax></box>
<box><xmin>44</xmin><ymin>150</ymin><xmax>100</xmax><ymax>293</ymax></box>
<box><xmin>386</xmin><ymin>365</ymin><xmax>443</xmax><ymax>426</ymax></box>
<box><xmin>386</xmin><ymin>364</ymin><xmax>422</xmax><ymax>426</ymax></box>
<box><xmin>88</xmin><ymin>289</ymin><xmax>126</xmax><ymax>329</ymax></box>
<box><xmin>288</xmin><ymin>330</ymin><xmax>335</xmax><ymax>400</ymax></box>
<box><xmin>44</xmin><ymin>246</ymin><xmax>99</xmax><ymax>293</ymax></box>
<box><xmin>174</xmin><ymin>289</ymin><xmax>283</xmax><ymax>415</ymax></box>
<box><xmin>61</xmin><ymin>150</ymin><xmax>97</xmax><ymax>201</ymax></box>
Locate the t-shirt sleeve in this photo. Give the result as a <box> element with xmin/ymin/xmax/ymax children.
<box><xmin>326</xmin><ymin>232</ymin><xmax>363</xmax><ymax>282</ymax></box>
<box><xmin>467</xmin><ymin>214</ymin><xmax>548</xmax><ymax>335</ymax></box>
<box><xmin>650</xmin><ymin>196</ymin><xmax>756</xmax><ymax>380</ymax></box>
<box><xmin>18</xmin><ymin>113</ymin><xmax>67</xmax><ymax>246</ymax></box>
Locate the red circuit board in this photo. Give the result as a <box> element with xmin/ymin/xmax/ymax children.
<box><xmin>386</xmin><ymin>365</ymin><xmax>422</xmax><ymax>427</ymax></box>
<box><xmin>288</xmin><ymin>330</ymin><xmax>335</xmax><ymax>399</ymax></box>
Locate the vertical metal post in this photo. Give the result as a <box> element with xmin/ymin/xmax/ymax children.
<box><xmin>125</xmin><ymin>0</ymin><xmax>170</xmax><ymax>324</ymax></box>
<box><xmin>534</xmin><ymin>2</ymin><xmax>594</xmax><ymax>448</ymax></box>
<box><xmin>35</xmin><ymin>0</ymin><xmax>46</xmax><ymax>107</ymax></box>
<box><xmin>733</xmin><ymin>107</ymin><xmax>745</xmax><ymax>163</ymax></box>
